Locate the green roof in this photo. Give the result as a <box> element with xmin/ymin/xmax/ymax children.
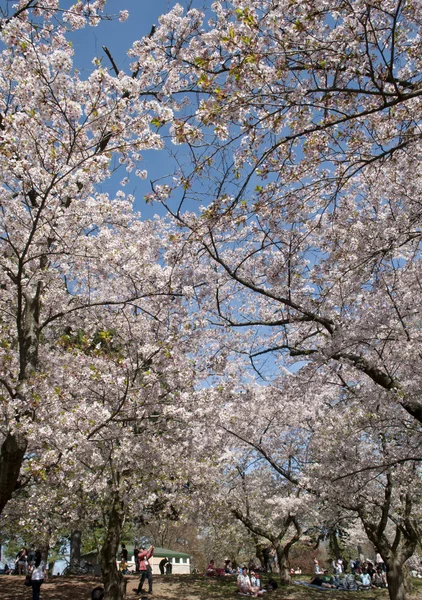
<box><xmin>83</xmin><ymin>545</ymin><xmax>191</xmax><ymax>560</ymax></box>
<box><xmin>121</xmin><ymin>546</ymin><xmax>191</xmax><ymax>559</ymax></box>
<box><xmin>152</xmin><ymin>547</ymin><xmax>191</xmax><ymax>559</ymax></box>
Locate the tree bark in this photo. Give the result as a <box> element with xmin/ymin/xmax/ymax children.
<box><xmin>276</xmin><ymin>546</ymin><xmax>291</xmax><ymax>585</ymax></box>
<box><xmin>70</xmin><ymin>529</ymin><xmax>82</xmax><ymax>570</ymax></box>
<box><xmin>0</xmin><ymin>431</ymin><xmax>28</xmax><ymax>514</ymax></box>
<box><xmin>329</xmin><ymin>530</ymin><xmax>341</xmax><ymax>560</ymax></box>
<box><xmin>0</xmin><ymin>286</ymin><xmax>41</xmax><ymax>514</ymax></box>
<box><xmin>386</xmin><ymin>560</ymin><xmax>407</xmax><ymax>600</ymax></box>
<box><xmin>253</xmin><ymin>536</ymin><xmax>264</xmax><ymax>569</ymax></box>
<box><xmin>100</xmin><ymin>494</ymin><xmax>126</xmax><ymax>600</ymax></box>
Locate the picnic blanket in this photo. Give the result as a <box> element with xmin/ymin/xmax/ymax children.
<box><xmin>293</xmin><ymin>581</ymin><xmax>358</xmax><ymax>592</ymax></box>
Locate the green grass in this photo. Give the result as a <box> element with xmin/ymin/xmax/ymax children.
<box><xmin>162</xmin><ymin>574</ymin><xmax>392</xmax><ymax>600</ymax></box>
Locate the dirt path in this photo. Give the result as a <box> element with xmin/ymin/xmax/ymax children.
<box><xmin>0</xmin><ymin>574</ymin><xmax>229</xmax><ymax>600</ymax></box>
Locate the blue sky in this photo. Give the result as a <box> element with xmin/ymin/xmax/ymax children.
<box><xmin>0</xmin><ymin>0</ymin><xmax>210</xmax><ymax>218</ymax></box>
<box><xmin>67</xmin><ymin>0</ymin><xmax>194</xmax><ymax>218</ymax></box>
<box><xmin>71</xmin><ymin>0</ymin><xmax>180</xmax><ymax>72</ymax></box>
<box><xmin>66</xmin><ymin>0</ymin><xmax>208</xmax><ymax>219</ymax></box>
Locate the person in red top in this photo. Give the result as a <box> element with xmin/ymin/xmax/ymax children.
<box><xmin>135</xmin><ymin>545</ymin><xmax>154</xmax><ymax>595</ymax></box>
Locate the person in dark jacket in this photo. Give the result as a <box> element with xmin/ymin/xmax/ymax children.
<box><xmin>134</xmin><ymin>547</ymin><xmax>140</xmax><ymax>572</ymax></box>
<box><xmin>91</xmin><ymin>587</ymin><xmax>105</xmax><ymax>600</ymax></box>
<box><xmin>159</xmin><ymin>557</ymin><xmax>169</xmax><ymax>575</ymax></box>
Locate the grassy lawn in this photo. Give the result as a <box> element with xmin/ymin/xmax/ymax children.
<box><xmin>165</xmin><ymin>574</ymin><xmax>422</xmax><ymax>600</ymax></box>
<box><xmin>179</xmin><ymin>574</ymin><xmax>389</xmax><ymax>600</ymax></box>
<box><xmin>1</xmin><ymin>573</ymin><xmax>421</xmax><ymax>600</ymax></box>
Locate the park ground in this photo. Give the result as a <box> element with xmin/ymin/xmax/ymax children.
<box><xmin>1</xmin><ymin>574</ymin><xmax>422</xmax><ymax>600</ymax></box>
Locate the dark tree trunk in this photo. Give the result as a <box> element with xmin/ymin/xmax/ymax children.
<box><xmin>0</xmin><ymin>431</ymin><xmax>28</xmax><ymax>513</ymax></box>
<box><xmin>254</xmin><ymin>537</ymin><xmax>264</xmax><ymax>569</ymax></box>
<box><xmin>231</xmin><ymin>507</ymin><xmax>301</xmax><ymax>586</ymax></box>
<box><xmin>39</xmin><ymin>542</ymin><xmax>50</xmax><ymax>574</ymax></box>
<box><xmin>0</xmin><ymin>288</ymin><xmax>41</xmax><ymax>514</ymax></box>
<box><xmin>276</xmin><ymin>546</ymin><xmax>291</xmax><ymax>585</ymax></box>
<box><xmin>70</xmin><ymin>530</ymin><xmax>82</xmax><ymax>569</ymax></box>
<box><xmin>329</xmin><ymin>530</ymin><xmax>341</xmax><ymax>560</ymax></box>
<box><xmin>100</xmin><ymin>495</ymin><xmax>126</xmax><ymax>600</ymax></box>
<box><xmin>386</xmin><ymin>560</ymin><xmax>407</xmax><ymax>600</ymax></box>
<box><xmin>358</xmin><ymin>491</ymin><xmax>418</xmax><ymax>600</ymax></box>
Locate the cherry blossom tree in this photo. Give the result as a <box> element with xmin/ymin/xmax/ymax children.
<box><xmin>210</xmin><ymin>368</ymin><xmax>422</xmax><ymax>600</ymax></box>
<box><xmin>1</xmin><ymin>291</ymin><xmax>205</xmax><ymax>598</ymax></box>
<box><xmin>229</xmin><ymin>466</ymin><xmax>304</xmax><ymax>584</ymax></box>
<box><xmin>0</xmin><ymin>0</ymin><xmax>177</xmax><ymax>516</ymax></box>
<box><xmin>129</xmin><ymin>0</ymin><xmax>422</xmax><ymax>425</ymax></box>
<box><xmin>125</xmin><ymin>8</ymin><xmax>422</xmax><ymax>597</ymax></box>
<box><xmin>305</xmin><ymin>371</ymin><xmax>422</xmax><ymax>600</ymax></box>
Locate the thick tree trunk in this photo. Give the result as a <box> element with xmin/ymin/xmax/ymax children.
<box><xmin>100</xmin><ymin>495</ymin><xmax>126</xmax><ymax>600</ymax></box>
<box><xmin>48</xmin><ymin>560</ymin><xmax>55</xmax><ymax>575</ymax></box>
<box><xmin>253</xmin><ymin>537</ymin><xmax>264</xmax><ymax>569</ymax></box>
<box><xmin>0</xmin><ymin>431</ymin><xmax>28</xmax><ymax>514</ymax></box>
<box><xmin>329</xmin><ymin>530</ymin><xmax>341</xmax><ymax>560</ymax></box>
<box><xmin>70</xmin><ymin>530</ymin><xmax>82</xmax><ymax>569</ymax></box>
<box><xmin>276</xmin><ymin>547</ymin><xmax>291</xmax><ymax>585</ymax></box>
<box><xmin>39</xmin><ymin>542</ymin><xmax>51</xmax><ymax>574</ymax></box>
<box><xmin>387</xmin><ymin>561</ymin><xmax>407</xmax><ymax>600</ymax></box>
<box><xmin>0</xmin><ymin>289</ymin><xmax>41</xmax><ymax>514</ymax></box>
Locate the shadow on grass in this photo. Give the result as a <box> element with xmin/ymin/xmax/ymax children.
<box><xmin>3</xmin><ymin>572</ymin><xmax>419</xmax><ymax>600</ymax></box>
<box><xmin>0</xmin><ymin>574</ymin><xmax>101</xmax><ymax>600</ymax></box>
<box><xmin>127</xmin><ymin>575</ymin><xmax>392</xmax><ymax>600</ymax></box>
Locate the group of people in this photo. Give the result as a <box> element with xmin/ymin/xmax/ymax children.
<box><xmin>237</xmin><ymin>565</ymin><xmax>278</xmax><ymax>597</ymax></box>
<box><xmin>206</xmin><ymin>559</ymin><xmax>278</xmax><ymax>597</ymax></box>
<box><xmin>310</xmin><ymin>555</ymin><xmax>388</xmax><ymax>590</ymax></box>
<box><xmin>206</xmin><ymin>559</ymin><xmax>239</xmax><ymax>577</ymax></box>
<box><xmin>207</xmin><ymin>555</ymin><xmax>277</xmax><ymax>579</ymax></box>
<box><xmin>10</xmin><ymin>547</ymin><xmax>37</xmax><ymax>575</ymax></box>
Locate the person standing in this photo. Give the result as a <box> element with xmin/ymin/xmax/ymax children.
<box><xmin>134</xmin><ymin>547</ymin><xmax>140</xmax><ymax>573</ymax></box>
<box><xmin>120</xmin><ymin>544</ymin><xmax>128</xmax><ymax>563</ymax></box>
<box><xmin>30</xmin><ymin>550</ymin><xmax>46</xmax><ymax>600</ymax></box>
<box><xmin>262</xmin><ymin>547</ymin><xmax>272</xmax><ymax>573</ymax></box>
<box><xmin>135</xmin><ymin>545</ymin><xmax>154</xmax><ymax>595</ymax></box>
<box><xmin>120</xmin><ymin>544</ymin><xmax>128</xmax><ymax>574</ymax></box>
<box><xmin>27</xmin><ymin>546</ymin><xmax>36</xmax><ymax>570</ymax></box>
<box><xmin>269</xmin><ymin>548</ymin><xmax>277</xmax><ymax>572</ymax></box>
<box><xmin>159</xmin><ymin>557</ymin><xmax>169</xmax><ymax>575</ymax></box>
<box><xmin>16</xmin><ymin>548</ymin><xmax>27</xmax><ymax>575</ymax></box>
<box><xmin>376</xmin><ymin>553</ymin><xmax>386</xmax><ymax>572</ymax></box>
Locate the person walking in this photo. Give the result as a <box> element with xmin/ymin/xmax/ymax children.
<box><xmin>30</xmin><ymin>550</ymin><xmax>46</xmax><ymax>600</ymax></box>
<box><xmin>135</xmin><ymin>545</ymin><xmax>154</xmax><ymax>595</ymax></box>
<box><xmin>15</xmin><ymin>548</ymin><xmax>27</xmax><ymax>575</ymax></box>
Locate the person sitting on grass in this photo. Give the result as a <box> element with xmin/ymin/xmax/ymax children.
<box><xmin>237</xmin><ymin>566</ymin><xmax>264</xmax><ymax>596</ymax></box>
<box><xmin>372</xmin><ymin>567</ymin><xmax>388</xmax><ymax>588</ymax></box>
<box><xmin>207</xmin><ymin>559</ymin><xmax>216</xmax><ymax>576</ymax></box>
<box><xmin>224</xmin><ymin>559</ymin><xmax>235</xmax><ymax>574</ymax></box>
<box><xmin>310</xmin><ymin>570</ymin><xmax>337</xmax><ymax>588</ymax></box>
<box><xmin>357</xmin><ymin>571</ymin><xmax>372</xmax><ymax>589</ymax></box>
<box><xmin>250</xmin><ymin>570</ymin><xmax>262</xmax><ymax>589</ymax></box>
